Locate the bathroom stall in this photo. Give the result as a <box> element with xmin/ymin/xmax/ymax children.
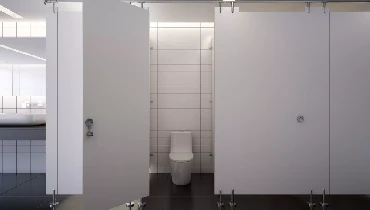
<box><xmin>214</xmin><ymin>2</ymin><xmax>370</xmax><ymax>202</ymax></box>
<box><xmin>44</xmin><ymin>0</ymin><xmax>370</xmax><ymax>209</ymax></box>
<box><xmin>46</xmin><ymin>1</ymin><xmax>149</xmax><ymax>209</ymax></box>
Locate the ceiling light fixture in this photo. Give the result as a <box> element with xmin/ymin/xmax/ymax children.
<box><xmin>0</xmin><ymin>5</ymin><xmax>23</xmax><ymax>19</ymax></box>
<box><xmin>0</xmin><ymin>45</ymin><xmax>46</xmax><ymax>62</ymax></box>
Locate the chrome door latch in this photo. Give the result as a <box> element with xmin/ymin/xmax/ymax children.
<box><xmin>297</xmin><ymin>115</ymin><xmax>304</xmax><ymax>123</ymax></box>
<box><xmin>85</xmin><ymin>118</ymin><xmax>94</xmax><ymax>137</ymax></box>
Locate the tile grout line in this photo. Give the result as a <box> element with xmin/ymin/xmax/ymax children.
<box><xmin>0</xmin><ymin>173</ymin><xmax>43</xmax><ymax>196</ymax></box>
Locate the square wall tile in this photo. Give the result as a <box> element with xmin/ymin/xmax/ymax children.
<box><xmin>31</xmin><ymin>109</ymin><xmax>46</xmax><ymax>114</ymax></box>
<box><xmin>201</xmin><ymin>22</ymin><xmax>214</xmax><ymax>28</ymax></box>
<box><xmin>201</xmin><ymin>65</ymin><xmax>212</xmax><ymax>72</ymax></box>
<box><xmin>150</xmin><ymin>65</ymin><xmax>158</xmax><ymax>72</ymax></box>
<box><xmin>150</xmin><ymin>109</ymin><xmax>158</xmax><ymax>130</ymax></box>
<box><xmin>17</xmin><ymin>96</ymin><xmax>31</xmax><ymax>108</ymax></box>
<box><xmin>201</xmin><ymin>72</ymin><xmax>212</xmax><ymax>93</ymax></box>
<box><xmin>158</xmin><ymin>138</ymin><xmax>170</xmax><ymax>146</ymax></box>
<box><xmin>158</xmin><ymin>50</ymin><xmax>200</xmax><ymax>65</ymax></box>
<box><xmin>150</xmin><ymin>131</ymin><xmax>157</xmax><ymax>138</ymax></box>
<box><xmin>201</xmin><ymin>131</ymin><xmax>212</xmax><ymax>138</ymax></box>
<box><xmin>150</xmin><ymin>28</ymin><xmax>158</xmax><ymax>49</ymax></box>
<box><xmin>3</xmin><ymin>153</ymin><xmax>16</xmax><ymax>173</ymax></box>
<box><xmin>201</xmin><ymin>153</ymin><xmax>214</xmax><ymax>173</ymax></box>
<box><xmin>18</xmin><ymin>109</ymin><xmax>31</xmax><ymax>114</ymax></box>
<box><xmin>201</xmin><ymin>94</ymin><xmax>212</xmax><ymax>109</ymax></box>
<box><xmin>3</xmin><ymin>146</ymin><xmax>16</xmax><ymax>153</ymax></box>
<box><xmin>17</xmin><ymin>146</ymin><xmax>31</xmax><ymax>153</ymax></box>
<box><xmin>192</xmin><ymin>153</ymin><xmax>201</xmax><ymax>173</ymax></box>
<box><xmin>31</xmin><ymin>140</ymin><xmax>46</xmax><ymax>146</ymax></box>
<box><xmin>150</xmin><ymin>94</ymin><xmax>157</xmax><ymax>109</ymax></box>
<box><xmin>158</xmin><ymin>145</ymin><xmax>170</xmax><ymax>153</ymax></box>
<box><xmin>150</xmin><ymin>22</ymin><xmax>158</xmax><ymax>28</ymax></box>
<box><xmin>3</xmin><ymin>96</ymin><xmax>16</xmax><ymax>108</ymax></box>
<box><xmin>158</xmin><ymin>65</ymin><xmax>200</xmax><ymax>72</ymax></box>
<box><xmin>150</xmin><ymin>50</ymin><xmax>158</xmax><ymax>64</ymax></box>
<box><xmin>193</xmin><ymin>145</ymin><xmax>200</xmax><ymax>153</ymax></box>
<box><xmin>158</xmin><ymin>138</ymin><xmax>170</xmax><ymax>153</ymax></box>
<box><xmin>193</xmin><ymin>137</ymin><xmax>201</xmax><ymax>146</ymax></box>
<box><xmin>150</xmin><ymin>138</ymin><xmax>157</xmax><ymax>153</ymax></box>
<box><xmin>201</xmin><ymin>109</ymin><xmax>212</xmax><ymax>131</ymax></box>
<box><xmin>158</xmin><ymin>94</ymin><xmax>200</xmax><ymax>109</ymax></box>
<box><xmin>150</xmin><ymin>153</ymin><xmax>158</xmax><ymax>173</ymax></box>
<box><xmin>31</xmin><ymin>146</ymin><xmax>46</xmax><ymax>153</ymax></box>
<box><xmin>3</xmin><ymin>140</ymin><xmax>16</xmax><ymax>145</ymax></box>
<box><xmin>158</xmin><ymin>153</ymin><xmax>171</xmax><ymax>173</ymax></box>
<box><xmin>158</xmin><ymin>72</ymin><xmax>200</xmax><ymax>94</ymax></box>
<box><xmin>2</xmin><ymin>109</ymin><xmax>17</xmax><ymax>113</ymax></box>
<box><xmin>30</xmin><ymin>96</ymin><xmax>46</xmax><ymax>108</ymax></box>
<box><xmin>17</xmin><ymin>153</ymin><xmax>31</xmax><ymax>173</ymax></box>
<box><xmin>158</xmin><ymin>28</ymin><xmax>200</xmax><ymax>50</ymax></box>
<box><xmin>201</xmin><ymin>50</ymin><xmax>212</xmax><ymax>65</ymax></box>
<box><xmin>158</xmin><ymin>109</ymin><xmax>200</xmax><ymax>131</ymax></box>
<box><xmin>31</xmin><ymin>153</ymin><xmax>46</xmax><ymax>173</ymax></box>
<box><xmin>201</xmin><ymin>137</ymin><xmax>212</xmax><ymax>153</ymax></box>
<box><xmin>150</xmin><ymin>72</ymin><xmax>157</xmax><ymax>93</ymax></box>
<box><xmin>201</xmin><ymin>28</ymin><xmax>214</xmax><ymax>50</ymax></box>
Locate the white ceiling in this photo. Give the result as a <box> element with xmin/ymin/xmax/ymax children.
<box><xmin>0</xmin><ymin>0</ymin><xmax>48</xmax><ymax>22</ymax></box>
<box><xmin>0</xmin><ymin>0</ymin><xmax>46</xmax><ymax>64</ymax></box>
<box><xmin>0</xmin><ymin>38</ymin><xmax>46</xmax><ymax>64</ymax></box>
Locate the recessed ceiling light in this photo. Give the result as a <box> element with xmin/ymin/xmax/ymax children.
<box><xmin>223</xmin><ymin>0</ymin><xmax>235</xmax><ymax>1</ymax></box>
<box><xmin>0</xmin><ymin>5</ymin><xmax>23</xmax><ymax>19</ymax></box>
<box><xmin>0</xmin><ymin>45</ymin><xmax>46</xmax><ymax>62</ymax></box>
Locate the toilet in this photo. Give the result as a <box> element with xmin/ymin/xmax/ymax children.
<box><xmin>169</xmin><ymin>131</ymin><xmax>193</xmax><ymax>185</ymax></box>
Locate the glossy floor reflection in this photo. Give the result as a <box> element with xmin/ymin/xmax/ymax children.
<box><xmin>1</xmin><ymin>173</ymin><xmax>370</xmax><ymax>210</ymax></box>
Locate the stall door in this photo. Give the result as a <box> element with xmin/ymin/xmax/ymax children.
<box><xmin>330</xmin><ymin>12</ymin><xmax>370</xmax><ymax>195</ymax></box>
<box><xmin>83</xmin><ymin>1</ymin><xmax>150</xmax><ymax>209</ymax></box>
<box><xmin>214</xmin><ymin>8</ymin><xmax>329</xmax><ymax>194</ymax></box>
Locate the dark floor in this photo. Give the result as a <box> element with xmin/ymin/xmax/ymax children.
<box><xmin>1</xmin><ymin>173</ymin><xmax>370</xmax><ymax>210</ymax></box>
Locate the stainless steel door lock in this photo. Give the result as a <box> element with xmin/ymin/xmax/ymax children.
<box><xmin>297</xmin><ymin>115</ymin><xmax>304</xmax><ymax>123</ymax></box>
<box><xmin>85</xmin><ymin>119</ymin><xmax>94</xmax><ymax>137</ymax></box>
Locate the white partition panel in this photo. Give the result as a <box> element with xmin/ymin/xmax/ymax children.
<box><xmin>215</xmin><ymin>8</ymin><xmax>329</xmax><ymax>194</ymax></box>
<box><xmin>330</xmin><ymin>12</ymin><xmax>370</xmax><ymax>194</ymax></box>
<box><xmin>46</xmin><ymin>8</ymin><xmax>58</xmax><ymax>194</ymax></box>
<box><xmin>46</xmin><ymin>2</ymin><xmax>83</xmax><ymax>195</ymax></box>
<box><xmin>83</xmin><ymin>1</ymin><xmax>149</xmax><ymax>209</ymax></box>
<box><xmin>57</xmin><ymin>8</ymin><xmax>83</xmax><ymax>194</ymax></box>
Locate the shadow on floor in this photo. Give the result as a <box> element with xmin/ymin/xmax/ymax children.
<box><xmin>1</xmin><ymin>173</ymin><xmax>370</xmax><ymax>210</ymax></box>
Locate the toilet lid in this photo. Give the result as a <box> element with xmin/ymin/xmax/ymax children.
<box><xmin>169</xmin><ymin>153</ymin><xmax>193</xmax><ymax>163</ymax></box>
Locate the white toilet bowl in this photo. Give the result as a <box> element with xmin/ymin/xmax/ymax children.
<box><xmin>169</xmin><ymin>153</ymin><xmax>193</xmax><ymax>185</ymax></box>
<box><xmin>169</xmin><ymin>131</ymin><xmax>193</xmax><ymax>185</ymax></box>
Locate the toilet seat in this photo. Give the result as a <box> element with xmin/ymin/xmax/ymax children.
<box><xmin>169</xmin><ymin>153</ymin><xmax>193</xmax><ymax>163</ymax></box>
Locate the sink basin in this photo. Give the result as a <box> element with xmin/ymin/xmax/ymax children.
<box><xmin>0</xmin><ymin>113</ymin><xmax>46</xmax><ymax>126</ymax></box>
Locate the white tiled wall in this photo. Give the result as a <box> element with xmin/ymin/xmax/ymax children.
<box><xmin>0</xmin><ymin>22</ymin><xmax>46</xmax><ymax>38</ymax></box>
<box><xmin>0</xmin><ymin>96</ymin><xmax>46</xmax><ymax>114</ymax></box>
<box><xmin>150</xmin><ymin>22</ymin><xmax>214</xmax><ymax>173</ymax></box>
<box><xmin>0</xmin><ymin>64</ymin><xmax>46</xmax><ymax>96</ymax></box>
<box><xmin>0</xmin><ymin>140</ymin><xmax>46</xmax><ymax>173</ymax></box>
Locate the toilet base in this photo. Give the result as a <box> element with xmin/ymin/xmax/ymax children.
<box><xmin>171</xmin><ymin>171</ymin><xmax>191</xmax><ymax>185</ymax></box>
<box><xmin>170</xmin><ymin>160</ymin><xmax>193</xmax><ymax>185</ymax></box>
